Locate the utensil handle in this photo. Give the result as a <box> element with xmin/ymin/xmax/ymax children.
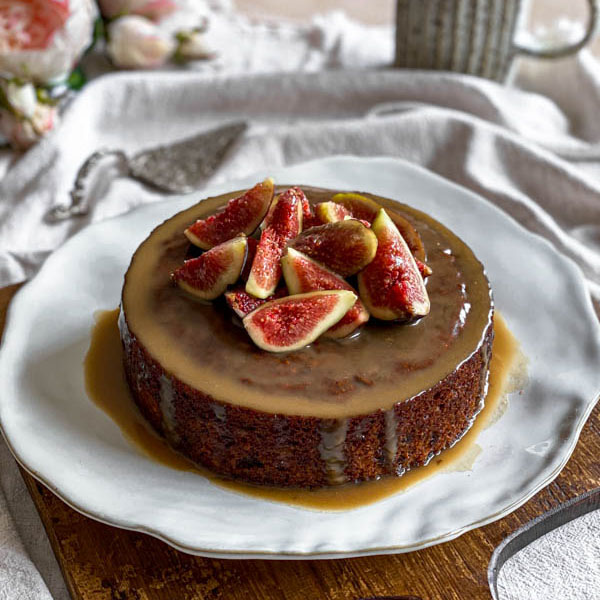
<box><xmin>513</xmin><ymin>0</ymin><xmax>598</xmax><ymax>58</ymax></box>
<box><xmin>46</xmin><ymin>149</ymin><xmax>127</xmax><ymax>222</ymax></box>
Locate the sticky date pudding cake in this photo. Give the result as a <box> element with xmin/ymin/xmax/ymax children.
<box><xmin>119</xmin><ymin>179</ymin><xmax>493</xmax><ymax>488</ymax></box>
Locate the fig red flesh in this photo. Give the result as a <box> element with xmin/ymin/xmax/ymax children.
<box><xmin>358</xmin><ymin>209</ymin><xmax>430</xmax><ymax>321</ymax></box>
<box><xmin>315</xmin><ymin>201</ymin><xmax>351</xmax><ymax>224</ymax></box>
<box><xmin>172</xmin><ymin>236</ymin><xmax>248</xmax><ymax>300</ymax></box>
<box><xmin>281</xmin><ymin>248</ymin><xmax>369</xmax><ymax>338</ymax></box>
<box><xmin>243</xmin><ymin>290</ymin><xmax>356</xmax><ymax>352</ymax></box>
<box><xmin>185</xmin><ymin>178</ymin><xmax>274</xmax><ymax>249</ymax></box>
<box><xmin>289</xmin><ymin>220</ymin><xmax>377</xmax><ymax>277</ymax></box>
<box><xmin>299</xmin><ymin>188</ymin><xmax>313</xmax><ymax>223</ymax></box>
<box><xmin>246</xmin><ymin>187</ymin><xmax>303</xmax><ymax>298</ymax></box>
<box><xmin>225</xmin><ymin>286</ymin><xmax>288</xmax><ymax>318</ymax></box>
<box><xmin>302</xmin><ymin>214</ymin><xmax>323</xmax><ymax>230</ymax></box>
<box><xmin>262</xmin><ymin>187</ymin><xmax>309</xmax><ymax>231</ymax></box>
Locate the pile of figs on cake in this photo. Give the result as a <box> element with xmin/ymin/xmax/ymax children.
<box><xmin>171</xmin><ymin>178</ymin><xmax>432</xmax><ymax>352</ymax></box>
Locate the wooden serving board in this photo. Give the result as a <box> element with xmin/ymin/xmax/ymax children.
<box><xmin>2</xmin><ymin>283</ymin><xmax>599</xmax><ymax>600</ymax></box>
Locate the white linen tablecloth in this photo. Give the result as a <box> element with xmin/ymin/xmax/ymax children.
<box><xmin>0</xmin><ymin>5</ymin><xmax>599</xmax><ymax>600</ymax></box>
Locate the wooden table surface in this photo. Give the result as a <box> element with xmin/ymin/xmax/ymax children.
<box><xmin>1</xmin><ymin>281</ymin><xmax>599</xmax><ymax>600</ymax></box>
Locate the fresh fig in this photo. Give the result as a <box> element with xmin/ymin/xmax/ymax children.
<box><xmin>246</xmin><ymin>187</ymin><xmax>303</xmax><ymax>299</ymax></box>
<box><xmin>281</xmin><ymin>248</ymin><xmax>369</xmax><ymax>338</ymax></box>
<box><xmin>315</xmin><ymin>201</ymin><xmax>351</xmax><ymax>224</ymax></box>
<box><xmin>243</xmin><ymin>290</ymin><xmax>357</xmax><ymax>352</ymax></box>
<box><xmin>388</xmin><ymin>210</ymin><xmax>426</xmax><ymax>263</ymax></box>
<box><xmin>172</xmin><ymin>236</ymin><xmax>248</xmax><ymax>300</ymax></box>
<box><xmin>185</xmin><ymin>178</ymin><xmax>274</xmax><ymax>249</ymax></box>
<box><xmin>225</xmin><ymin>286</ymin><xmax>288</xmax><ymax>318</ymax></box>
<box><xmin>302</xmin><ymin>214</ymin><xmax>323</xmax><ymax>230</ymax></box>
<box><xmin>344</xmin><ymin>215</ymin><xmax>371</xmax><ymax>228</ymax></box>
<box><xmin>289</xmin><ymin>220</ymin><xmax>377</xmax><ymax>277</ymax></box>
<box><xmin>332</xmin><ymin>192</ymin><xmax>425</xmax><ymax>261</ymax></box>
<box><xmin>299</xmin><ymin>189</ymin><xmax>313</xmax><ymax>224</ymax></box>
<box><xmin>358</xmin><ymin>209</ymin><xmax>430</xmax><ymax>321</ymax></box>
<box><xmin>240</xmin><ymin>237</ymin><xmax>258</xmax><ymax>281</ymax></box>
<box><xmin>261</xmin><ymin>186</ymin><xmax>309</xmax><ymax>231</ymax></box>
<box><xmin>331</xmin><ymin>192</ymin><xmax>380</xmax><ymax>222</ymax></box>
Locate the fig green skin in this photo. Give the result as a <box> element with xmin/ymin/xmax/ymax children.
<box><xmin>358</xmin><ymin>209</ymin><xmax>430</xmax><ymax>321</ymax></box>
<box><xmin>314</xmin><ymin>201</ymin><xmax>351</xmax><ymax>224</ymax></box>
<box><xmin>185</xmin><ymin>178</ymin><xmax>274</xmax><ymax>250</ymax></box>
<box><xmin>243</xmin><ymin>290</ymin><xmax>357</xmax><ymax>353</ymax></box>
<box><xmin>288</xmin><ymin>220</ymin><xmax>378</xmax><ymax>277</ymax></box>
<box><xmin>331</xmin><ymin>192</ymin><xmax>380</xmax><ymax>222</ymax></box>
<box><xmin>331</xmin><ymin>192</ymin><xmax>426</xmax><ymax>262</ymax></box>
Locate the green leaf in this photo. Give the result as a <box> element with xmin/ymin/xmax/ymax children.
<box><xmin>66</xmin><ymin>67</ymin><xmax>87</xmax><ymax>91</ymax></box>
<box><xmin>92</xmin><ymin>17</ymin><xmax>106</xmax><ymax>47</ymax></box>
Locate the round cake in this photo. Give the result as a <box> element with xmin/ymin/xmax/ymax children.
<box><xmin>120</xmin><ymin>184</ymin><xmax>493</xmax><ymax>488</ymax></box>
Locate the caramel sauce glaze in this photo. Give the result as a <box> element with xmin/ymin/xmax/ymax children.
<box><xmin>86</xmin><ymin>185</ymin><xmax>512</xmax><ymax>509</ymax></box>
<box><xmin>86</xmin><ymin>310</ymin><xmax>520</xmax><ymax>511</ymax></box>
<box><xmin>121</xmin><ymin>187</ymin><xmax>493</xmax><ymax>419</ymax></box>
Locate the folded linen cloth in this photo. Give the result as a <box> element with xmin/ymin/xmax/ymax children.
<box><xmin>2</xmin><ymin>65</ymin><xmax>599</xmax><ymax>312</ymax></box>
<box><xmin>0</xmin><ymin>8</ymin><xmax>599</xmax><ymax>600</ymax></box>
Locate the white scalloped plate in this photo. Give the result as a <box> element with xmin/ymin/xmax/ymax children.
<box><xmin>1</xmin><ymin>157</ymin><xmax>599</xmax><ymax>559</ymax></box>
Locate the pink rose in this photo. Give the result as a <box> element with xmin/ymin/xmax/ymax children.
<box><xmin>98</xmin><ymin>0</ymin><xmax>176</xmax><ymax>21</ymax></box>
<box><xmin>0</xmin><ymin>0</ymin><xmax>97</xmax><ymax>83</ymax></box>
<box><xmin>0</xmin><ymin>0</ymin><xmax>70</xmax><ymax>51</ymax></box>
<box><xmin>107</xmin><ymin>15</ymin><xmax>174</xmax><ymax>69</ymax></box>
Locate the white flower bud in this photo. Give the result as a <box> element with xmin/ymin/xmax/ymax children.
<box><xmin>6</xmin><ymin>82</ymin><xmax>37</xmax><ymax>119</ymax></box>
<box><xmin>107</xmin><ymin>16</ymin><xmax>175</xmax><ymax>69</ymax></box>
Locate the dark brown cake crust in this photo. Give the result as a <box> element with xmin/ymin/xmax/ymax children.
<box><xmin>120</xmin><ymin>312</ymin><xmax>494</xmax><ymax>488</ymax></box>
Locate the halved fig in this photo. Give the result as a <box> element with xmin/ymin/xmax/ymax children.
<box><xmin>344</xmin><ymin>215</ymin><xmax>371</xmax><ymax>228</ymax></box>
<box><xmin>172</xmin><ymin>236</ymin><xmax>248</xmax><ymax>300</ymax></box>
<box><xmin>225</xmin><ymin>286</ymin><xmax>288</xmax><ymax>318</ymax></box>
<box><xmin>331</xmin><ymin>192</ymin><xmax>380</xmax><ymax>222</ymax></box>
<box><xmin>358</xmin><ymin>209</ymin><xmax>430</xmax><ymax>321</ymax></box>
<box><xmin>185</xmin><ymin>178</ymin><xmax>274</xmax><ymax>249</ymax></box>
<box><xmin>302</xmin><ymin>213</ymin><xmax>323</xmax><ymax>230</ymax></box>
<box><xmin>388</xmin><ymin>210</ymin><xmax>426</xmax><ymax>262</ymax></box>
<box><xmin>246</xmin><ymin>187</ymin><xmax>303</xmax><ymax>299</ymax></box>
<box><xmin>261</xmin><ymin>187</ymin><xmax>310</xmax><ymax>231</ymax></box>
<box><xmin>289</xmin><ymin>220</ymin><xmax>377</xmax><ymax>277</ymax></box>
<box><xmin>281</xmin><ymin>248</ymin><xmax>369</xmax><ymax>338</ymax></box>
<box><xmin>299</xmin><ymin>189</ymin><xmax>313</xmax><ymax>224</ymax></box>
<box><xmin>332</xmin><ymin>192</ymin><xmax>425</xmax><ymax>261</ymax></box>
<box><xmin>243</xmin><ymin>290</ymin><xmax>356</xmax><ymax>352</ymax></box>
<box><xmin>315</xmin><ymin>201</ymin><xmax>351</xmax><ymax>224</ymax></box>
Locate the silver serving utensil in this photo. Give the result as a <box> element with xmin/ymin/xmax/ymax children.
<box><xmin>46</xmin><ymin>120</ymin><xmax>248</xmax><ymax>222</ymax></box>
<box><xmin>488</xmin><ymin>486</ymin><xmax>600</xmax><ymax>599</ymax></box>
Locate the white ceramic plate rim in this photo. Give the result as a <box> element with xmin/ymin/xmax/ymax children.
<box><xmin>1</xmin><ymin>156</ymin><xmax>599</xmax><ymax>559</ymax></box>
